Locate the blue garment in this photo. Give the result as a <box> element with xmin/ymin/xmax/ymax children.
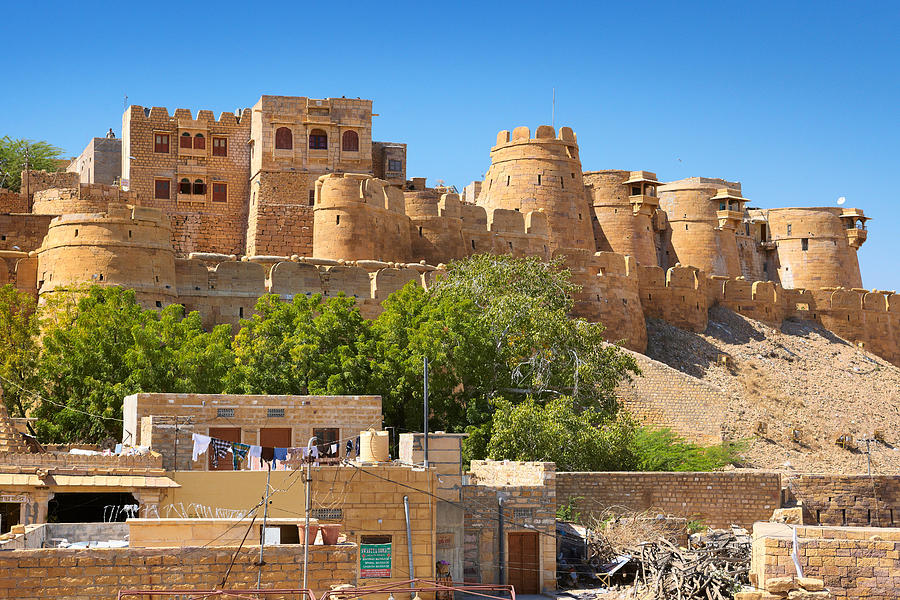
<box><xmin>346</xmin><ymin>439</ymin><xmax>354</xmax><ymax>457</ymax></box>
<box><xmin>273</xmin><ymin>447</ymin><xmax>288</xmax><ymax>467</ymax></box>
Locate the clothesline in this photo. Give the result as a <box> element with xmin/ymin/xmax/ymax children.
<box><xmin>192</xmin><ymin>432</ymin><xmax>369</xmax><ymax>470</ymax></box>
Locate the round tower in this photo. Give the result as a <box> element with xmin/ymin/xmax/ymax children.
<box><xmin>313</xmin><ymin>173</ymin><xmax>412</xmax><ymax>263</ymax></box>
<box><xmin>36</xmin><ymin>205</ymin><xmax>177</xmax><ymax>308</ymax></box>
<box><xmin>584</xmin><ymin>170</ymin><xmax>660</xmax><ymax>266</ymax></box>
<box><xmin>404</xmin><ymin>189</ymin><xmax>466</xmax><ymax>264</ymax></box>
<box><xmin>764</xmin><ymin>207</ymin><xmax>865</xmax><ymax>289</ymax></box>
<box><xmin>657</xmin><ymin>177</ymin><xmax>744</xmax><ymax>277</ymax></box>
<box><xmin>476</xmin><ymin>126</ymin><xmax>594</xmax><ymax>253</ymax></box>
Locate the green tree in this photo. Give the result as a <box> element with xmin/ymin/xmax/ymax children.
<box><xmin>0</xmin><ymin>285</ymin><xmax>40</xmax><ymax>418</ymax></box>
<box><xmin>226</xmin><ymin>293</ymin><xmax>375</xmax><ymax>396</ymax></box>
<box><xmin>485</xmin><ymin>396</ymin><xmax>639</xmax><ymax>471</ymax></box>
<box><xmin>0</xmin><ymin>137</ymin><xmax>64</xmax><ymax>192</ymax></box>
<box><xmin>371</xmin><ymin>254</ymin><xmax>641</xmax><ymax>459</ymax></box>
<box><xmin>35</xmin><ymin>286</ymin><xmax>234</xmax><ymax>443</ymax></box>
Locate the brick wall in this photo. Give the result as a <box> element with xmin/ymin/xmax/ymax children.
<box><xmin>617</xmin><ymin>350</ymin><xmax>727</xmax><ymax>444</ymax></box>
<box><xmin>751</xmin><ymin>522</ymin><xmax>900</xmax><ymax>599</ymax></box>
<box><xmin>785</xmin><ymin>474</ymin><xmax>900</xmax><ymax>527</ymax></box>
<box><xmin>0</xmin><ymin>543</ymin><xmax>357</xmax><ymax>599</ymax></box>
<box><xmin>246</xmin><ymin>171</ymin><xmax>315</xmax><ymax>256</ymax></box>
<box><xmin>556</xmin><ymin>471</ymin><xmax>782</xmax><ymax>529</ymax></box>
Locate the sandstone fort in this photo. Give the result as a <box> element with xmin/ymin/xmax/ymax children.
<box><xmin>0</xmin><ymin>93</ymin><xmax>890</xmax><ymax>367</ymax></box>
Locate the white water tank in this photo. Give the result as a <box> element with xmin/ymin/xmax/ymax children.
<box><xmin>359</xmin><ymin>430</ymin><xmax>389</xmax><ymax>463</ymax></box>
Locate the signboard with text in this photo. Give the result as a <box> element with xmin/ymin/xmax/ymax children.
<box><xmin>360</xmin><ymin>543</ymin><xmax>392</xmax><ymax>578</ymax></box>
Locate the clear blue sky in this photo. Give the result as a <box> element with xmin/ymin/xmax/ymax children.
<box><xmin>4</xmin><ymin>1</ymin><xmax>898</xmax><ymax>289</ymax></box>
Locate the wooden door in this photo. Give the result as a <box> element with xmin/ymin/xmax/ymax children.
<box><xmin>507</xmin><ymin>531</ymin><xmax>539</xmax><ymax>594</ymax></box>
<box><xmin>260</xmin><ymin>427</ymin><xmax>292</xmax><ymax>449</ymax></box>
<box><xmin>208</xmin><ymin>427</ymin><xmax>241</xmax><ymax>471</ymax></box>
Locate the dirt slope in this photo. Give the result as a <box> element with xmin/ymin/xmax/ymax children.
<box><xmin>644</xmin><ymin>306</ymin><xmax>900</xmax><ymax>474</ymax></box>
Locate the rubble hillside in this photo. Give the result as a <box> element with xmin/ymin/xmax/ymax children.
<box><xmin>643</xmin><ymin>306</ymin><xmax>900</xmax><ymax>474</ymax></box>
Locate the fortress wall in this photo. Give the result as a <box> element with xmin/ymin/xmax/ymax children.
<box><xmin>246</xmin><ymin>171</ymin><xmax>314</xmax><ymax>257</ymax></box>
<box><xmin>36</xmin><ymin>205</ymin><xmax>177</xmax><ymax>309</ymax></box>
<box><xmin>0</xmin><ymin>191</ymin><xmax>27</xmax><ymax>213</ymax></box>
<box><xmin>313</xmin><ymin>174</ymin><xmax>412</xmax><ymax>262</ymax></box>
<box><xmin>459</xmin><ymin>203</ymin><xmax>494</xmax><ymax>256</ymax></box>
<box><xmin>637</xmin><ymin>265</ymin><xmax>709</xmax><ymax>332</ymax></box>
<box><xmin>19</xmin><ymin>170</ymin><xmax>79</xmax><ymax>200</ymax></box>
<box><xmin>476</xmin><ymin>126</ymin><xmax>595</xmax><ymax>252</ymax></box>
<box><xmin>0</xmin><ymin>213</ymin><xmax>54</xmax><ymax>252</ymax></box>
<box><xmin>123</xmin><ymin>105</ymin><xmax>252</xmax><ymax>257</ymax></box>
<box><xmin>563</xmin><ymin>250</ymin><xmax>647</xmax><ymax>352</ymax></box>
<box><xmin>736</xmin><ymin>233</ymin><xmax>767</xmax><ymax>281</ymax></box>
<box><xmin>765</xmin><ymin>208</ymin><xmax>862</xmax><ymax>289</ymax></box>
<box><xmin>32</xmin><ymin>184</ymin><xmax>138</xmax><ymax>216</ymax></box>
<box><xmin>488</xmin><ymin>208</ymin><xmax>551</xmax><ymax>259</ymax></box>
<box><xmin>584</xmin><ymin>170</ymin><xmax>658</xmax><ymax>266</ymax></box>
<box><xmin>405</xmin><ymin>190</ymin><xmax>466</xmax><ymax>264</ymax></box>
<box><xmin>617</xmin><ymin>350</ymin><xmax>727</xmax><ymax>445</ymax></box>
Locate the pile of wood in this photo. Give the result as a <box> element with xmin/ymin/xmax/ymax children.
<box><xmin>633</xmin><ymin>528</ymin><xmax>751</xmax><ymax>600</ymax></box>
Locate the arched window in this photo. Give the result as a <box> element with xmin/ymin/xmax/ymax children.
<box><xmin>180</xmin><ymin>132</ymin><xmax>193</xmax><ymax>149</ymax></box>
<box><xmin>342</xmin><ymin>130</ymin><xmax>359</xmax><ymax>152</ymax></box>
<box><xmin>275</xmin><ymin>127</ymin><xmax>293</xmax><ymax>150</ymax></box>
<box><xmin>193</xmin><ymin>179</ymin><xmax>206</xmax><ymax>195</ymax></box>
<box><xmin>179</xmin><ymin>178</ymin><xmax>191</xmax><ymax>194</ymax></box>
<box><xmin>193</xmin><ymin>133</ymin><xmax>205</xmax><ymax>150</ymax></box>
<box><xmin>309</xmin><ymin>129</ymin><xmax>328</xmax><ymax>150</ymax></box>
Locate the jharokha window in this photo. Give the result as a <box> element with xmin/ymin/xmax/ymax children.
<box><xmin>154</xmin><ymin>179</ymin><xmax>170</xmax><ymax>199</ymax></box>
<box><xmin>212</xmin><ymin>182</ymin><xmax>227</xmax><ymax>203</ymax></box>
<box><xmin>154</xmin><ymin>133</ymin><xmax>170</xmax><ymax>153</ymax></box>
<box><xmin>179</xmin><ymin>178</ymin><xmax>192</xmax><ymax>195</ymax></box>
<box><xmin>193</xmin><ymin>179</ymin><xmax>206</xmax><ymax>196</ymax></box>
<box><xmin>309</xmin><ymin>129</ymin><xmax>328</xmax><ymax>150</ymax></box>
<box><xmin>212</xmin><ymin>137</ymin><xmax>227</xmax><ymax>156</ymax></box>
<box><xmin>275</xmin><ymin>127</ymin><xmax>293</xmax><ymax>150</ymax></box>
<box><xmin>342</xmin><ymin>130</ymin><xmax>359</xmax><ymax>152</ymax></box>
<box><xmin>194</xmin><ymin>133</ymin><xmax>205</xmax><ymax>150</ymax></box>
<box><xmin>180</xmin><ymin>132</ymin><xmax>193</xmax><ymax>148</ymax></box>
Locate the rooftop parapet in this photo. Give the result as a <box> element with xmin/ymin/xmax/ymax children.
<box><xmin>129</xmin><ymin>105</ymin><xmax>249</xmax><ymax>125</ymax></box>
<box><xmin>493</xmin><ymin>125</ymin><xmax>578</xmax><ymax>148</ymax></box>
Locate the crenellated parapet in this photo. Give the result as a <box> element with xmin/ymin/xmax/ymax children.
<box><xmin>638</xmin><ymin>263</ymin><xmax>710</xmax><ymax>332</ymax></box>
<box><xmin>32</xmin><ymin>183</ymin><xmax>138</xmax><ymax>215</ymax></box>
<box><xmin>476</xmin><ymin>125</ymin><xmax>595</xmax><ymax>253</ymax></box>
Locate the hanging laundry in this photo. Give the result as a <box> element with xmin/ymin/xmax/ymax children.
<box><xmin>310</xmin><ymin>446</ymin><xmax>319</xmax><ymax>459</ymax></box>
<box><xmin>248</xmin><ymin>455</ymin><xmax>263</xmax><ymax>471</ymax></box>
<box><xmin>210</xmin><ymin>438</ymin><xmax>232</xmax><ymax>469</ymax></box>
<box><xmin>261</xmin><ymin>446</ymin><xmax>275</xmax><ymax>462</ymax></box>
<box><xmin>346</xmin><ymin>439</ymin><xmax>354</xmax><ymax>457</ymax></box>
<box><xmin>232</xmin><ymin>442</ymin><xmax>251</xmax><ymax>470</ymax></box>
<box><xmin>354</xmin><ymin>436</ymin><xmax>360</xmax><ymax>456</ymax></box>
<box><xmin>330</xmin><ymin>443</ymin><xmax>338</xmax><ymax>456</ymax></box>
<box><xmin>273</xmin><ymin>447</ymin><xmax>288</xmax><ymax>468</ymax></box>
<box><xmin>191</xmin><ymin>434</ymin><xmax>211</xmax><ymax>462</ymax></box>
<box><xmin>249</xmin><ymin>445</ymin><xmax>262</xmax><ymax>459</ymax></box>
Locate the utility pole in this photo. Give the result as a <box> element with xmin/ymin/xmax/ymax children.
<box><xmin>257</xmin><ymin>461</ymin><xmax>272</xmax><ymax>588</ymax></box>
<box><xmin>302</xmin><ymin>435</ymin><xmax>317</xmax><ymax>589</ymax></box>
<box><xmin>423</xmin><ymin>356</ymin><xmax>429</xmax><ymax>468</ymax></box>
<box><xmin>24</xmin><ymin>145</ymin><xmax>30</xmax><ymax>212</ymax></box>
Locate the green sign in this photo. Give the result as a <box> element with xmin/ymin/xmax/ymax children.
<box><xmin>360</xmin><ymin>543</ymin><xmax>392</xmax><ymax>578</ymax></box>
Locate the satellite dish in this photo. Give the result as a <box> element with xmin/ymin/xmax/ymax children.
<box><xmin>837</xmin><ymin>196</ymin><xmax>846</xmax><ymax>205</ymax></box>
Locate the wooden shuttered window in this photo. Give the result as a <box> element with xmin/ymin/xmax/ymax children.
<box><xmin>212</xmin><ymin>137</ymin><xmax>227</xmax><ymax>156</ymax></box>
<box><xmin>212</xmin><ymin>183</ymin><xmax>227</xmax><ymax>203</ymax></box>
<box><xmin>154</xmin><ymin>179</ymin><xmax>170</xmax><ymax>199</ymax></box>
<box><xmin>154</xmin><ymin>133</ymin><xmax>169</xmax><ymax>153</ymax></box>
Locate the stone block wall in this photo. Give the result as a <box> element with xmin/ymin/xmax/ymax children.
<box><xmin>0</xmin><ymin>543</ymin><xmax>357</xmax><ymax>599</ymax></box>
<box><xmin>246</xmin><ymin>171</ymin><xmax>315</xmax><ymax>256</ymax></box>
<box><xmin>556</xmin><ymin>471</ymin><xmax>782</xmax><ymax>529</ymax></box>
<box><xmin>617</xmin><ymin>350</ymin><xmax>727</xmax><ymax>444</ymax></box>
<box><xmin>32</xmin><ymin>184</ymin><xmax>137</xmax><ymax>216</ymax></box>
<box><xmin>0</xmin><ymin>213</ymin><xmax>54</xmax><ymax>252</ymax></box>
<box><xmin>0</xmin><ymin>191</ymin><xmax>27</xmax><ymax>213</ymax></box>
<box><xmin>751</xmin><ymin>523</ymin><xmax>900</xmax><ymax>599</ymax></box>
<box><xmin>785</xmin><ymin>474</ymin><xmax>900</xmax><ymax>527</ymax></box>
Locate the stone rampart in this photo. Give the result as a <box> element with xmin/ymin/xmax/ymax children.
<box><xmin>556</xmin><ymin>471</ymin><xmax>782</xmax><ymax>529</ymax></box>
<box><xmin>32</xmin><ymin>184</ymin><xmax>137</xmax><ymax>215</ymax></box>
<box><xmin>638</xmin><ymin>264</ymin><xmax>709</xmax><ymax>332</ymax></box>
<box><xmin>0</xmin><ymin>213</ymin><xmax>54</xmax><ymax>253</ymax></box>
